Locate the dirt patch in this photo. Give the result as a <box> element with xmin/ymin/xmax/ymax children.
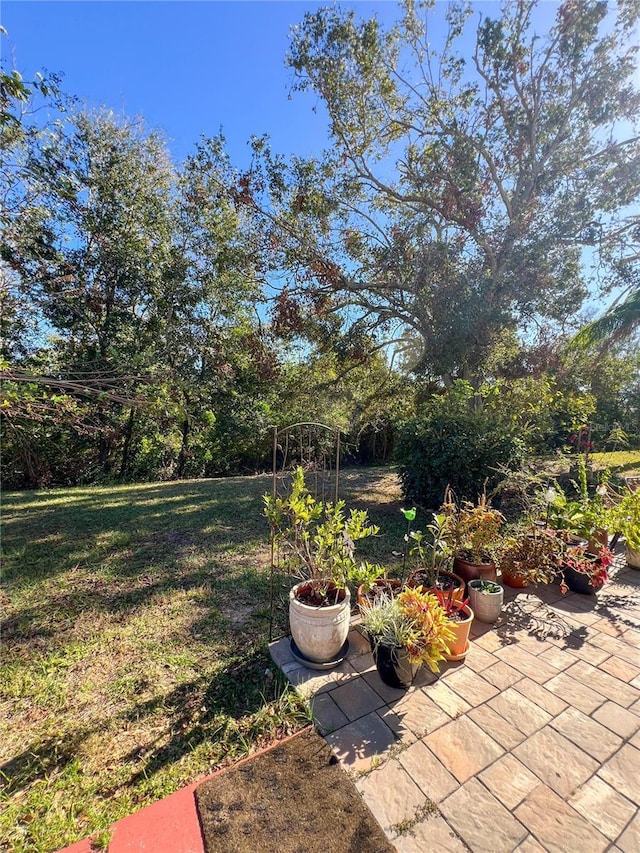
<box><xmin>195</xmin><ymin>727</ymin><xmax>394</xmax><ymax>853</ymax></box>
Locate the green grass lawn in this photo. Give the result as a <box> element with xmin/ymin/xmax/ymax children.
<box><xmin>0</xmin><ymin>467</ymin><xmax>406</xmax><ymax>853</ymax></box>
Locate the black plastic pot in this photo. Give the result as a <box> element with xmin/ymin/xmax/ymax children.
<box><xmin>373</xmin><ymin>644</ymin><xmax>419</xmax><ymax>689</ymax></box>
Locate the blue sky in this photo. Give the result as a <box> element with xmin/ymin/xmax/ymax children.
<box><xmin>1</xmin><ymin>1</ymin><xmax>406</xmax><ymax>166</ymax></box>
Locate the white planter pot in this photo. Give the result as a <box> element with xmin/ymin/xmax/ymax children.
<box><xmin>627</xmin><ymin>546</ymin><xmax>640</xmax><ymax>570</ymax></box>
<box><xmin>289</xmin><ymin>581</ymin><xmax>351</xmax><ymax>664</ymax></box>
<box><xmin>468</xmin><ymin>580</ymin><xmax>504</xmax><ymax>623</ymax></box>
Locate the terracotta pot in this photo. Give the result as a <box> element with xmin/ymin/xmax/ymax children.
<box><xmin>443</xmin><ymin>604</ymin><xmax>474</xmax><ymax>661</ymax></box>
<box><xmin>373</xmin><ymin>643</ymin><xmax>419</xmax><ymax>689</ymax></box>
<box><xmin>357</xmin><ymin>578</ymin><xmax>402</xmax><ymax>610</ymax></box>
<box><xmin>501</xmin><ymin>569</ymin><xmax>530</xmax><ymax>589</ymax></box>
<box><xmin>407</xmin><ymin>569</ymin><xmax>465</xmax><ymax>602</ymax></box>
<box><xmin>453</xmin><ymin>556</ymin><xmax>497</xmax><ymax>592</ymax></box>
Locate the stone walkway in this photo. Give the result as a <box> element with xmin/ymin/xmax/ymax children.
<box><xmin>269</xmin><ymin>556</ymin><xmax>640</xmax><ymax>852</ymax></box>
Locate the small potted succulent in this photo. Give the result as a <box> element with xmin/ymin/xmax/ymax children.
<box><xmin>467</xmin><ymin>579</ymin><xmax>503</xmax><ymax>623</ymax></box>
<box><xmin>440</xmin><ymin>488</ymin><xmax>504</xmax><ymax>591</ymax></box>
<box><xmin>557</xmin><ymin>546</ymin><xmax>614</xmax><ymax>595</ymax></box>
<box><xmin>359</xmin><ymin>587</ymin><xmax>455</xmax><ymax>688</ymax></box>
<box><xmin>264</xmin><ymin>467</ymin><xmax>380</xmax><ymax>665</ymax></box>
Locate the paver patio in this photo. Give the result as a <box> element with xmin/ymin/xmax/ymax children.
<box><xmin>270</xmin><ymin>552</ymin><xmax>640</xmax><ymax>852</ymax></box>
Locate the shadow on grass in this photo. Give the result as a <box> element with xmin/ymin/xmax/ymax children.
<box><xmin>121</xmin><ymin>646</ymin><xmax>296</xmax><ymax>788</ymax></box>
<box><xmin>0</xmin><ymin>728</ymin><xmax>91</xmax><ymax>796</ymax></box>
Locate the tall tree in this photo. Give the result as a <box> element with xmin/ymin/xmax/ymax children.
<box><xmin>240</xmin><ymin>0</ymin><xmax>640</xmax><ymax>383</ymax></box>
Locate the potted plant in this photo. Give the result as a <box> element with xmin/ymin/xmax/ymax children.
<box><xmin>467</xmin><ymin>579</ymin><xmax>503</xmax><ymax>623</ymax></box>
<box><xmin>359</xmin><ymin>588</ymin><xmax>455</xmax><ymax>688</ymax></box>
<box><xmin>545</xmin><ymin>461</ymin><xmax>613</xmax><ymax>550</ymax></box>
<box><xmin>607</xmin><ymin>489</ymin><xmax>640</xmax><ymax>569</ymax></box>
<box><xmin>498</xmin><ymin>527</ymin><xmax>563</xmax><ymax>588</ymax></box>
<box><xmin>405</xmin><ymin>512</ymin><xmax>465</xmax><ymax>601</ymax></box>
<box><xmin>431</xmin><ymin>587</ymin><xmax>474</xmax><ymax>662</ymax></box>
<box><xmin>264</xmin><ymin>467</ymin><xmax>379</xmax><ymax>664</ymax></box>
<box><xmin>440</xmin><ymin>489</ymin><xmax>504</xmax><ymax>591</ymax></box>
<box><xmin>557</xmin><ymin>546</ymin><xmax>614</xmax><ymax>595</ymax></box>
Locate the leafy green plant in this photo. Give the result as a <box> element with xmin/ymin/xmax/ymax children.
<box><xmin>440</xmin><ymin>488</ymin><xmax>505</xmax><ymax>564</ymax></box>
<box><xmin>608</xmin><ymin>490</ymin><xmax>640</xmax><ymax>550</ymax></box>
<box><xmin>359</xmin><ymin>588</ymin><xmax>454</xmax><ymax>672</ymax></box>
<box><xmin>263</xmin><ymin>466</ymin><xmax>381</xmax><ymax>591</ymax></box>
<box><xmin>498</xmin><ymin>528</ymin><xmax>563</xmax><ymax>586</ymax></box>
<box><xmin>407</xmin><ymin>512</ymin><xmax>454</xmax><ymax>587</ymax></box>
<box><xmin>546</xmin><ymin>459</ymin><xmax>612</xmax><ymax>538</ymax></box>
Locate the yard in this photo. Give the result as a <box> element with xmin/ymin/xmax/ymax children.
<box><xmin>2</xmin><ymin>454</ymin><xmax>639</xmax><ymax>852</ymax></box>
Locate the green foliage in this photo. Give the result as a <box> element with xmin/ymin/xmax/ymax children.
<box><xmin>395</xmin><ymin>382</ymin><xmax>526</xmax><ymax>508</ymax></box>
<box><xmin>263</xmin><ymin>466</ymin><xmax>381</xmax><ymax>588</ymax></box>
<box><xmin>359</xmin><ymin>588</ymin><xmax>455</xmax><ymax>672</ymax></box>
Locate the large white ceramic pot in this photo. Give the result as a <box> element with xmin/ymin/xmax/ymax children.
<box><xmin>289</xmin><ymin>581</ymin><xmax>351</xmax><ymax>664</ymax></box>
<box><xmin>627</xmin><ymin>546</ymin><xmax>640</xmax><ymax>570</ymax></box>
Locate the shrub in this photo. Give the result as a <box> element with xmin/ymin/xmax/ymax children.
<box><xmin>395</xmin><ymin>382</ymin><xmax>526</xmax><ymax>509</ymax></box>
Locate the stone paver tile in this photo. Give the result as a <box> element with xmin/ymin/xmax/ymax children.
<box><xmin>478</xmin><ymin>753</ymin><xmax>539</xmax><ymax>810</ymax></box>
<box><xmin>488</xmin><ymin>687</ymin><xmax>552</xmax><ymax>736</ymax></box>
<box><xmin>568</xmin><ymin>660</ymin><xmax>640</xmax><ymax>708</ymax></box>
<box><xmin>562</xmin><ymin>636</ymin><xmax>612</xmax><ymax>666</ymax></box>
<box><xmin>513</xmin><ymin>727</ymin><xmax>599</xmax><ymax>798</ymax></box>
<box><xmin>599</xmin><ymin>655</ymin><xmax>640</xmax><ymax>683</ymax></box>
<box><xmin>599</xmin><ymin>743</ymin><xmax>640</xmax><ymax>804</ymax></box>
<box><xmin>516</xmin><ymin>836</ymin><xmax>549</xmax><ymax>853</ymax></box>
<box><xmin>539</xmin><ymin>645</ymin><xmax>579</xmax><ymax>670</ymax></box>
<box><xmin>350</xmin><ymin>650</ymin><xmax>375</xmax><ymax>673</ymax></box>
<box><xmin>463</xmin><ymin>643</ymin><xmax>499</xmax><ymax>673</ymax></box>
<box><xmin>392</xmin><ymin>814</ymin><xmax>467</xmax><ymax>853</ymax></box>
<box><xmin>310</xmin><ymin>692</ymin><xmax>349</xmax><ymax>734</ymax></box>
<box><xmin>631</xmin><ymin>697</ymin><xmax>640</xmax><ymax>716</ymax></box>
<box><xmin>362</xmin><ymin>668</ymin><xmax>415</xmax><ymax>704</ymax></box>
<box><xmin>268</xmin><ymin>636</ymin><xmax>296</xmax><ymax>667</ymax></box>
<box><xmin>591</xmin><ymin>617</ymin><xmax>626</xmax><ymax>637</ymax></box>
<box><xmin>514</xmin><ymin>677</ymin><xmax>568</xmax><ymax>716</ymax></box>
<box><xmin>325</xmin><ymin>710</ymin><xmax>397</xmax><ymax>772</ymax></box>
<box><xmin>424</xmin><ymin>716</ymin><xmax>503</xmax><ymax>783</ymax></box>
<box><xmin>329</xmin><ymin>674</ymin><xmax>386</xmax><ymax>720</ymax></box>
<box><xmin>347</xmin><ymin>626</ymin><xmax>372</xmax><ymax>656</ymax></box>
<box><xmin>592</xmin><ymin>701</ymin><xmax>640</xmax><ymax>739</ymax></box>
<box><xmin>383</xmin><ymin>689</ymin><xmax>450</xmax><ymax>739</ymax></box>
<box><xmin>592</xmin><ymin>633</ymin><xmax>640</xmax><ymax>667</ymax></box>
<box><xmin>551</xmin><ymin>706</ymin><xmax>622</xmax><ymax>762</ymax></box>
<box><xmin>355</xmin><ymin>758</ymin><xmax>427</xmax><ymax>834</ymax></box>
<box><xmin>440</xmin><ymin>778</ymin><xmax>527</xmax><ymax>852</ymax></box>
<box><xmin>482</xmin><ymin>660</ymin><xmax>524</xmax><ymax>690</ymax></box>
<box><xmin>509</xmin><ymin>631</ymin><xmax>553</xmax><ymax>656</ymax></box>
<box><xmin>632</xmin><ymin>729</ymin><xmax>640</xmax><ymax>748</ymax></box>
<box><xmin>544</xmin><ymin>672</ymin><xmax>606</xmax><ymax>714</ymax></box>
<box><xmin>425</xmin><ymin>680</ymin><xmax>472</xmax><ymax>718</ymax></box>
<box><xmin>515</xmin><ymin>784</ymin><xmax>609</xmax><ymax>853</ymax></box>
<box><xmin>494</xmin><ymin>644</ymin><xmax>561</xmax><ymax>683</ymax></box>
<box><xmin>623</xmin><ymin>628</ymin><xmax>640</xmax><ymax>648</ymax></box>
<box><xmin>617</xmin><ymin>812</ymin><xmax>640</xmax><ymax>853</ymax></box>
<box><xmin>468</xmin><ymin>704</ymin><xmax>526</xmax><ymax>750</ymax></box>
<box><xmin>443</xmin><ymin>667</ymin><xmax>499</xmax><ymax>707</ymax></box>
<box><xmin>569</xmin><ymin>776</ymin><xmax>636</xmax><ymax>841</ymax></box>
<box><xmin>398</xmin><ymin>739</ymin><xmax>458</xmax><ymax>803</ymax></box>
<box><xmin>473</xmin><ymin>630</ymin><xmax>506</xmax><ymax>653</ymax></box>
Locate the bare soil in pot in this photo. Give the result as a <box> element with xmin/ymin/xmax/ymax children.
<box><xmin>195</xmin><ymin>727</ymin><xmax>394</xmax><ymax>852</ymax></box>
<box><xmin>294</xmin><ymin>580</ymin><xmax>346</xmax><ymax>607</ymax></box>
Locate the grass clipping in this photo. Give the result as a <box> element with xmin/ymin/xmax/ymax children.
<box><xmin>195</xmin><ymin>728</ymin><xmax>394</xmax><ymax>853</ymax></box>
